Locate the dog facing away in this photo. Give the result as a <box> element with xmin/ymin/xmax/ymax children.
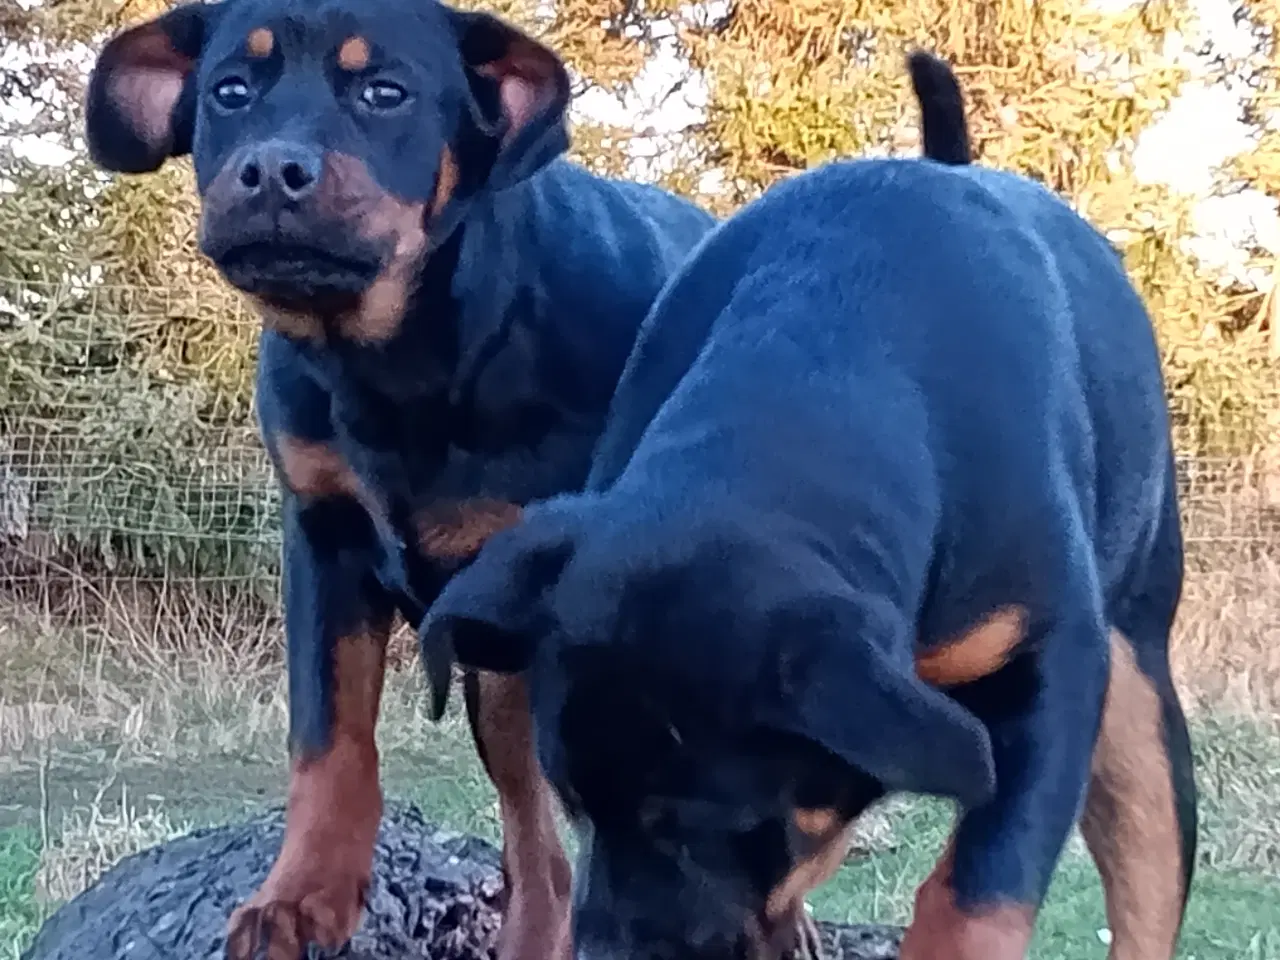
<box><xmin>423</xmin><ymin>60</ymin><xmax>1197</xmax><ymax>960</ymax></box>
<box><xmin>83</xmin><ymin>1</ymin><xmax>714</xmax><ymax>958</ymax></box>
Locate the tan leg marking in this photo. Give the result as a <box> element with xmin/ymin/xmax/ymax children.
<box><xmin>1079</xmin><ymin>629</ymin><xmax>1184</xmax><ymax>960</ymax></box>
<box><xmin>899</xmin><ymin>838</ymin><xmax>1036</xmax><ymax>960</ymax></box>
<box><xmin>471</xmin><ymin>671</ymin><xmax>572</xmax><ymax>960</ymax></box>
<box><xmin>755</xmin><ymin>808</ymin><xmax>857</xmax><ymax>960</ymax></box>
<box><xmin>226</xmin><ymin>627</ymin><xmax>389</xmax><ymax>959</ymax></box>
<box><xmin>275</xmin><ymin>436</ymin><xmax>362</xmax><ymax>500</ymax></box>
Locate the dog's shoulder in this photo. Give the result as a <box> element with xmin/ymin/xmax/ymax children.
<box><xmin>509</xmin><ymin>159</ymin><xmax>715</xmax><ymax>264</ymax></box>
<box><xmin>453</xmin><ymin>161</ymin><xmax>715</xmax><ymax>416</ymax></box>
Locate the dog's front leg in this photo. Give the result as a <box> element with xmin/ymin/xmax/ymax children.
<box><xmin>227</xmin><ymin>493</ymin><xmax>393</xmax><ymax>960</ymax></box>
<box><xmin>464</xmin><ymin>669</ymin><xmax>573</xmax><ymax>960</ymax></box>
<box><xmin>900</xmin><ymin>609</ymin><xmax>1111</xmax><ymax>960</ymax></box>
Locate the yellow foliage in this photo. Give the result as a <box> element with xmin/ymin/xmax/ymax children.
<box><xmin>2</xmin><ymin>0</ymin><xmax>1278</xmax><ymax>471</ymax></box>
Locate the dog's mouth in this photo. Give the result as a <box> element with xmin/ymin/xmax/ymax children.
<box><xmin>213</xmin><ymin>241</ymin><xmax>379</xmax><ymax>307</ymax></box>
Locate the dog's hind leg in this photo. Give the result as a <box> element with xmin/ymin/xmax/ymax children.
<box><xmin>900</xmin><ymin>598</ymin><xmax>1111</xmax><ymax>960</ymax></box>
<box><xmin>465</xmin><ymin>669</ymin><xmax>573</xmax><ymax>960</ymax></box>
<box><xmin>1079</xmin><ymin>629</ymin><xmax>1195</xmax><ymax>960</ymax></box>
<box><xmin>1080</xmin><ymin>493</ymin><xmax>1197</xmax><ymax>960</ymax></box>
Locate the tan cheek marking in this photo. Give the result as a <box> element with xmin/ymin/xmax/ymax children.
<box><xmin>275</xmin><ymin>436</ymin><xmax>362</xmax><ymax>500</ymax></box>
<box><xmin>337</xmin><ymin>36</ymin><xmax>371</xmax><ymax>72</ymax></box>
<box><xmin>246</xmin><ymin>27</ymin><xmax>274</xmax><ymax>58</ymax></box>
<box><xmin>431</xmin><ymin>146</ymin><xmax>459</xmax><ymax>218</ymax></box>
<box><xmin>417</xmin><ymin>499</ymin><xmax>523</xmax><ymax>562</ymax></box>
<box><xmin>914</xmin><ymin>604</ymin><xmax>1027</xmax><ymax>687</ymax></box>
<box><xmin>322</xmin><ymin>152</ymin><xmax>428</xmax><ymax>344</ymax></box>
<box><xmin>346</xmin><ymin>203</ymin><xmax>427</xmax><ymax>342</ymax></box>
<box><xmin>1078</xmin><ymin>629</ymin><xmax>1184</xmax><ymax>959</ymax></box>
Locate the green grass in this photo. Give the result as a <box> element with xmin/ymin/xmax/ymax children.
<box><xmin>0</xmin><ymin>828</ymin><xmax>41</xmax><ymax>958</ymax></box>
<box><xmin>2</xmin><ymin>606</ymin><xmax>1278</xmax><ymax>960</ymax></box>
<box><xmin>4</xmin><ymin>719</ymin><xmax>1280</xmax><ymax>960</ymax></box>
<box><xmin>808</xmin><ymin>797</ymin><xmax>1280</xmax><ymax>960</ymax></box>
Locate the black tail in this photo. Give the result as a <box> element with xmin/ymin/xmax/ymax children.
<box><xmin>906</xmin><ymin>50</ymin><xmax>971</xmax><ymax>166</ymax></box>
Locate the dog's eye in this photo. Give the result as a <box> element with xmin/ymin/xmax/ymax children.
<box><xmin>359</xmin><ymin>80</ymin><xmax>408</xmax><ymax>112</ymax></box>
<box><xmin>212</xmin><ymin>77</ymin><xmax>252</xmax><ymax>110</ymax></box>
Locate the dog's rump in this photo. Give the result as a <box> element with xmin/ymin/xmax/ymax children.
<box><xmin>595</xmin><ymin>157</ymin><xmax>1175</xmax><ymax>640</ymax></box>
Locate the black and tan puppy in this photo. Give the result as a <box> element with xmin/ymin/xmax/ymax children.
<box><xmin>84</xmin><ymin>1</ymin><xmax>715</xmax><ymax>958</ymax></box>
<box><xmin>423</xmin><ymin>54</ymin><xmax>1197</xmax><ymax>960</ymax></box>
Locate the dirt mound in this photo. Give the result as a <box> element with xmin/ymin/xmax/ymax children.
<box><xmin>21</xmin><ymin>803</ymin><xmax>902</xmax><ymax>959</ymax></box>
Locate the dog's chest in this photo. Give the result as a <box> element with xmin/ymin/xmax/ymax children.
<box><xmin>299</xmin><ymin>334</ymin><xmax>601</xmax><ymax>606</ymax></box>
<box><xmin>317</xmin><ymin>380</ymin><xmax>535</xmax><ymax>608</ymax></box>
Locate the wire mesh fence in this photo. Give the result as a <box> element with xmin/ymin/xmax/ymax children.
<box><xmin>1</xmin><ymin>267</ymin><xmax>1279</xmax><ymax>628</ymax></box>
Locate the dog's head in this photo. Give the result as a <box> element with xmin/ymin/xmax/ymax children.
<box><xmin>424</xmin><ymin>498</ymin><xmax>995</xmax><ymax>960</ymax></box>
<box><xmin>84</xmin><ymin>0</ymin><xmax>570</xmax><ymax>340</ymax></box>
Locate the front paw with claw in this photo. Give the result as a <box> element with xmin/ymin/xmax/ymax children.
<box><xmin>225</xmin><ymin>868</ymin><xmax>368</xmax><ymax>960</ymax></box>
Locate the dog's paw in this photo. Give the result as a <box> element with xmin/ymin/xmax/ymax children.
<box><xmin>225</xmin><ymin>874</ymin><xmax>366</xmax><ymax>960</ymax></box>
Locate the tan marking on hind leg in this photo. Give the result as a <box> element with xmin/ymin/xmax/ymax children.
<box><xmin>1079</xmin><ymin>629</ymin><xmax>1185</xmax><ymax>960</ymax></box>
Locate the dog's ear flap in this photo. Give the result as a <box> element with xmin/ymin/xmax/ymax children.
<box><xmin>449</xmin><ymin>10</ymin><xmax>571</xmax><ymax>190</ymax></box>
<box><xmin>85</xmin><ymin>3</ymin><xmax>215</xmax><ymax>174</ymax></box>
<box><xmin>768</xmin><ymin>591</ymin><xmax>996</xmax><ymax>810</ymax></box>
<box><xmin>419</xmin><ymin>505</ymin><xmax>578</xmax><ymax>715</ymax></box>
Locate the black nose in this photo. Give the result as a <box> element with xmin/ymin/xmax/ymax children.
<box><xmin>234</xmin><ymin>140</ymin><xmax>322</xmax><ymax>201</ymax></box>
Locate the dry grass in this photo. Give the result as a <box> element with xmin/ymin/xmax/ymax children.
<box><xmin>0</xmin><ymin>599</ymin><xmax>286</xmax><ymax>761</ymax></box>
<box><xmin>0</xmin><ymin>541</ymin><xmax>1278</xmax><ymax>942</ymax></box>
<box><xmin>2</xmin><ymin>541</ymin><xmax>1274</xmax><ymax>760</ymax></box>
<box><xmin>1174</xmin><ymin>549</ymin><xmax>1280</xmax><ymax>717</ymax></box>
<box><xmin>32</xmin><ymin>782</ymin><xmax>190</xmax><ymax>905</ymax></box>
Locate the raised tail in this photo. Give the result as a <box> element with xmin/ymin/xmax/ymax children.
<box><xmin>906</xmin><ymin>50</ymin><xmax>971</xmax><ymax>166</ymax></box>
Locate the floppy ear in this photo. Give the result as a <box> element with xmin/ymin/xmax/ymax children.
<box><xmin>85</xmin><ymin>2</ymin><xmax>214</xmax><ymax>174</ymax></box>
<box><xmin>419</xmin><ymin>504</ymin><xmax>578</xmax><ymax>718</ymax></box>
<box><xmin>449</xmin><ymin>10</ymin><xmax>572</xmax><ymax>190</ymax></box>
<box><xmin>766</xmin><ymin>590</ymin><xmax>996</xmax><ymax>810</ymax></box>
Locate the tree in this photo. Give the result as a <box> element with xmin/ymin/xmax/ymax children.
<box><xmin>1</xmin><ymin>0</ymin><xmax>1276</xmax><ymax>585</ymax></box>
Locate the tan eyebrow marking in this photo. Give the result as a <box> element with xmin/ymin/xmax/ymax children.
<box><xmin>246</xmin><ymin>27</ymin><xmax>274</xmax><ymax>58</ymax></box>
<box><xmin>337</xmin><ymin>36</ymin><xmax>371</xmax><ymax>72</ymax></box>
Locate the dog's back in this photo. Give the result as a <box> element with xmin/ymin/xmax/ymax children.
<box><xmin>425</xmin><ymin>108</ymin><xmax>1194</xmax><ymax>960</ymax></box>
<box><xmin>591</xmin><ymin>157</ymin><xmax>1177</xmax><ymax>641</ymax></box>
